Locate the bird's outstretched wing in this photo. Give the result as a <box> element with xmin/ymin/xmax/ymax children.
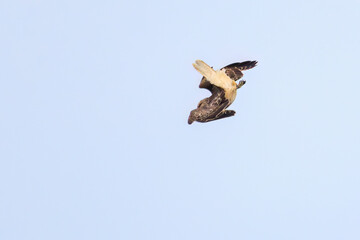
<box><xmin>221</xmin><ymin>61</ymin><xmax>258</xmax><ymax>81</ymax></box>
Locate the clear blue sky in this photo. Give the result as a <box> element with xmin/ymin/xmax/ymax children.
<box><xmin>1</xmin><ymin>0</ymin><xmax>360</xmax><ymax>239</ymax></box>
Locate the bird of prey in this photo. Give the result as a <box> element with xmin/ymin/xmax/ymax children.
<box><xmin>188</xmin><ymin>59</ymin><xmax>257</xmax><ymax>124</ymax></box>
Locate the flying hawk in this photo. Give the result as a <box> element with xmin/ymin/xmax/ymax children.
<box><xmin>188</xmin><ymin>60</ymin><xmax>257</xmax><ymax>124</ymax></box>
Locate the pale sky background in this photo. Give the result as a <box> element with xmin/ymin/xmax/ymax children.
<box><xmin>1</xmin><ymin>0</ymin><xmax>360</xmax><ymax>239</ymax></box>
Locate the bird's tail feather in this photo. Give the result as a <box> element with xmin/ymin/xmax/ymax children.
<box><xmin>193</xmin><ymin>60</ymin><xmax>224</xmax><ymax>87</ymax></box>
<box><xmin>192</xmin><ymin>60</ymin><xmax>216</xmax><ymax>80</ymax></box>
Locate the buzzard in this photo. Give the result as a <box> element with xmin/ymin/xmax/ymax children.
<box><xmin>188</xmin><ymin>60</ymin><xmax>257</xmax><ymax>124</ymax></box>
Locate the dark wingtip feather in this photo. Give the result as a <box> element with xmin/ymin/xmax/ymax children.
<box><xmin>222</xmin><ymin>60</ymin><xmax>258</xmax><ymax>71</ymax></box>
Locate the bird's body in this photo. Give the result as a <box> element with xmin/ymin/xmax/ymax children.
<box><xmin>188</xmin><ymin>60</ymin><xmax>257</xmax><ymax>124</ymax></box>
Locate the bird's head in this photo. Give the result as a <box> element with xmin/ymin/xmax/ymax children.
<box><xmin>188</xmin><ymin>109</ymin><xmax>198</xmax><ymax>125</ymax></box>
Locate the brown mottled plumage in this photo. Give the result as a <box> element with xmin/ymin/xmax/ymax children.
<box><xmin>188</xmin><ymin>60</ymin><xmax>257</xmax><ymax>124</ymax></box>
